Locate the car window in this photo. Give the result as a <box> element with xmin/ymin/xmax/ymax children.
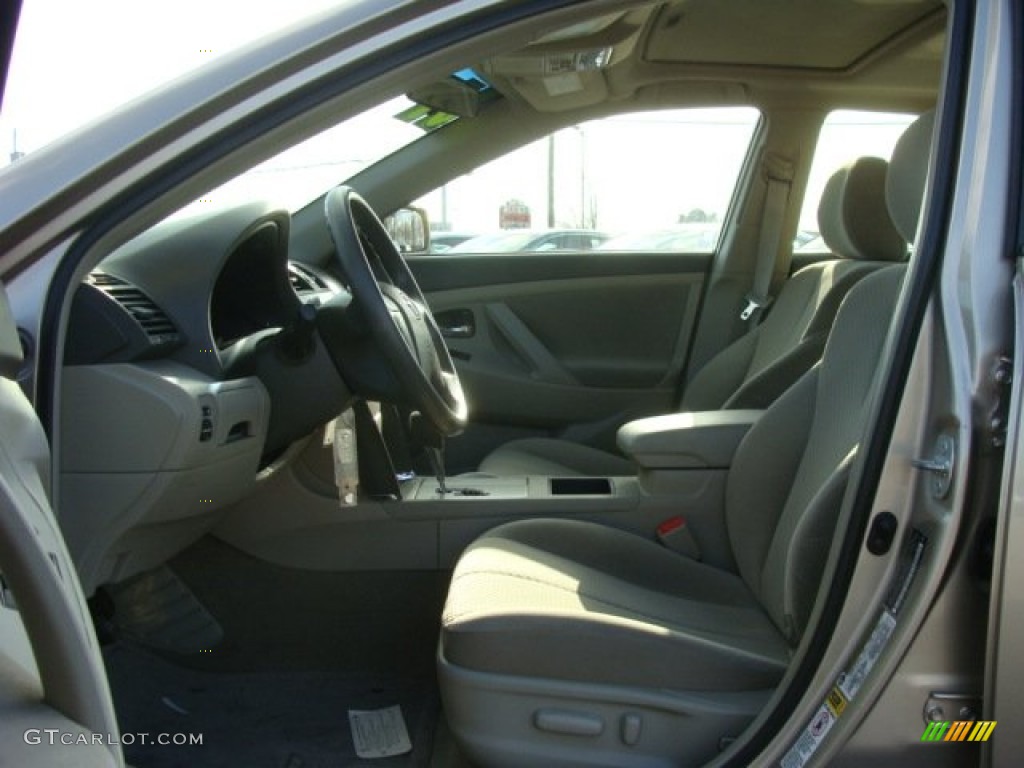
<box><xmin>796</xmin><ymin>110</ymin><xmax>917</xmax><ymax>253</ymax></box>
<box><xmin>416</xmin><ymin>107</ymin><xmax>760</xmax><ymax>254</ymax></box>
<box><xmin>179</xmin><ymin>94</ymin><xmax>433</xmax><ymax>215</ymax></box>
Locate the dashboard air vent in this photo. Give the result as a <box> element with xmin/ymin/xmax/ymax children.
<box><xmin>88</xmin><ymin>272</ymin><xmax>180</xmax><ymax>345</ymax></box>
<box><xmin>288</xmin><ymin>263</ymin><xmax>327</xmax><ymax>294</ymax></box>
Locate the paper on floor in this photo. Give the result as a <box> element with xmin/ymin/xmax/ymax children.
<box><xmin>347</xmin><ymin>705</ymin><xmax>412</xmax><ymax>759</ymax></box>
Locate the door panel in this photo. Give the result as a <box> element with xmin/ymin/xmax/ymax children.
<box><xmin>0</xmin><ymin>282</ymin><xmax>120</xmax><ymax>767</ymax></box>
<box><xmin>410</xmin><ymin>251</ymin><xmax>707</xmax><ymax>469</ymax></box>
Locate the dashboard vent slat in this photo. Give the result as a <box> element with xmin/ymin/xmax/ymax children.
<box><xmin>88</xmin><ymin>272</ymin><xmax>180</xmax><ymax>344</ymax></box>
<box><xmin>288</xmin><ymin>263</ymin><xmax>327</xmax><ymax>294</ymax></box>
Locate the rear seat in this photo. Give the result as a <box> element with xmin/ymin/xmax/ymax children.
<box><xmin>479</xmin><ymin>155</ymin><xmax>909</xmax><ymax>477</ymax></box>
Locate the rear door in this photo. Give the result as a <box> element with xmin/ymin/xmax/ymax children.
<box><xmin>409</xmin><ymin>107</ymin><xmax>760</xmax><ymax>472</ymax></box>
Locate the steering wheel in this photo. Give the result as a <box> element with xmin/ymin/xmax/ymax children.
<box><xmin>322</xmin><ymin>186</ymin><xmax>467</xmax><ymax>436</ymax></box>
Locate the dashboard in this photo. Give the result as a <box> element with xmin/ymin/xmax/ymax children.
<box><xmin>65</xmin><ymin>202</ymin><xmax>340</xmax><ymax>373</ymax></box>
<box><xmin>60</xmin><ymin>201</ymin><xmax>350</xmax><ymax>594</ymax></box>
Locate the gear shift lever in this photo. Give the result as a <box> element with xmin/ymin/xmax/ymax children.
<box><xmin>424</xmin><ymin>444</ymin><xmax>449</xmax><ymax>496</ymax></box>
<box><xmin>408</xmin><ymin>411</ymin><xmax>450</xmax><ymax>496</ymax></box>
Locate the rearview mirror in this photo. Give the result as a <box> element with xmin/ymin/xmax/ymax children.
<box><xmin>407</xmin><ymin>79</ymin><xmax>482</xmax><ymax>118</ymax></box>
<box><xmin>384</xmin><ymin>207</ymin><xmax>430</xmax><ymax>253</ymax></box>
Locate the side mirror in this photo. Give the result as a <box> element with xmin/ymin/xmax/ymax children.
<box><xmin>384</xmin><ymin>207</ymin><xmax>430</xmax><ymax>253</ymax></box>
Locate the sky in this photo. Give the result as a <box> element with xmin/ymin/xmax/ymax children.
<box><xmin>0</xmin><ymin>1</ymin><xmax>916</xmax><ymax>240</ymax></box>
<box><xmin>0</xmin><ymin>0</ymin><xmax>342</xmax><ymax>159</ymax></box>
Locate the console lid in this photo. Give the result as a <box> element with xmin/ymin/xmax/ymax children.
<box><xmin>617</xmin><ymin>410</ymin><xmax>763</xmax><ymax>469</ymax></box>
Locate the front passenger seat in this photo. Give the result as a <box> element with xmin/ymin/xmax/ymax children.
<box><xmin>479</xmin><ymin>155</ymin><xmax>907</xmax><ymax>477</ymax></box>
<box><xmin>438</xmin><ymin>111</ymin><xmax>933</xmax><ymax>767</ymax></box>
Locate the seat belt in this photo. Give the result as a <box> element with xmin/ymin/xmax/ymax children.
<box><xmin>740</xmin><ymin>152</ymin><xmax>795</xmax><ymax>322</ymax></box>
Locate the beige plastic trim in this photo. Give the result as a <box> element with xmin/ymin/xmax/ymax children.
<box><xmin>59</xmin><ymin>362</ymin><xmax>268</xmax><ymax>593</ymax></box>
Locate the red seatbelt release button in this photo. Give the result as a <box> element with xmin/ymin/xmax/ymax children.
<box><xmin>657</xmin><ymin>516</ymin><xmax>701</xmax><ymax>560</ymax></box>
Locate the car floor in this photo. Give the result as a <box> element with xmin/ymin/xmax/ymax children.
<box><xmin>99</xmin><ymin>536</ymin><xmax>460</xmax><ymax>768</ymax></box>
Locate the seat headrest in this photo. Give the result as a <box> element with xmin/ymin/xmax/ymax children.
<box><xmin>817</xmin><ymin>156</ymin><xmax>907</xmax><ymax>262</ymax></box>
<box><xmin>0</xmin><ymin>282</ymin><xmax>24</xmax><ymax>379</ymax></box>
<box><xmin>885</xmin><ymin>110</ymin><xmax>935</xmax><ymax>244</ymax></box>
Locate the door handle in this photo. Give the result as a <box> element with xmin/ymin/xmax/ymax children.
<box><xmin>436</xmin><ymin>308</ymin><xmax>475</xmax><ymax>338</ymax></box>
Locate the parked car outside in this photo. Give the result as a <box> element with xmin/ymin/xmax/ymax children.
<box><xmin>448</xmin><ymin>228</ymin><xmax>608</xmax><ymax>253</ymax></box>
<box><xmin>428</xmin><ymin>231</ymin><xmax>478</xmax><ymax>253</ymax></box>
<box><xmin>599</xmin><ymin>223</ymin><xmax>721</xmax><ymax>252</ymax></box>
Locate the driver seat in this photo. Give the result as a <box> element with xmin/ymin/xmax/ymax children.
<box><xmin>437</xmin><ymin>111</ymin><xmax>933</xmax><ymax>767</ymax></box>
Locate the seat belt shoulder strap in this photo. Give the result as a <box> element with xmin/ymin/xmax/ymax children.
<box><xmin>742</xmin><ymin>152</ymin><xmax>795</xmax><ymax>322</ymax></box>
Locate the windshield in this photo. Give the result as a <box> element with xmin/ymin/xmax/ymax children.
<box><xmin>177</xmin><ymin>96</ymin><xmax>432</xmax><ymax>216</ymax></box>
<box><xmin>1</xmin><ymin>1</ymin><xmax>456</xmax><ymax>215</ymax></box>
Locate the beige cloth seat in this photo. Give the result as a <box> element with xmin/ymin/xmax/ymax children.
<box><xmin>443</xmin><ymin>518</ymin><xmax>790</xmax><ymax>692</ymax></box>
<box><xmin>439</xmin><ymin>112</ymin><xmax>934</xmax><ymax>767</ymax></box>
<box><xmin>480</xmin><ymin>155</ymin><xmax>907</xmax><ymax>477</ymax></box>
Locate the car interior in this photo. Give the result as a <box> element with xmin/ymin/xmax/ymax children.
<box><xmin>6</xmin><ymin>0</ymin><xmax>958</xmax><ymax>766</ymax></box>
<box><xmin>479</xmin><ymin>153</ymin><xmax>911</xmax><ymax>477</ymax></box>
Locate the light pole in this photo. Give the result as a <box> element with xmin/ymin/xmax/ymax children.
<box><xmin>9</xmin><ymin>129</ymin><xmax>25</xmax><ymax>164</ymax></box>
<box><xmin>574</xmin><ymin>126</ymin><xmax>586</xmax><ymax>228</ymax></box>
<box><xmin>547</xmin><ymin>134</ymin><xmax>555</xmax><ymax>228</ymax></box>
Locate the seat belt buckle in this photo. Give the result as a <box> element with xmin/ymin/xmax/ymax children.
<box><xmin>656</xmin><ymin>516</ymin><xmax>701</xmax><ymax>560</ymax></box>
<box><xmin>740</xmin><ymin>293</ymin><xmax>770</xmax><ymax>321</ymax></box>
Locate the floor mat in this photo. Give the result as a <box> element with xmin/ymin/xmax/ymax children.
<box><xmin>104</xmin><ymin>642</ymin><xmax>439</xmax><ymax>768</ymax></box>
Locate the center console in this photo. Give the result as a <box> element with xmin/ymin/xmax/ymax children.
<box><xmin>404</xmin><ymin>474</ymin><xmax>619</xmax><ymax>501</ymax></box>
<box><xmin>617</xmin><ymin>409</ymin><xmax>762</xmax><ymax>494</ymax></box>
<box><xmin>392</xmin><ymin>408</ymin><xmax>764</xmax><ymax>568</ymax></box>
<box><xmin>216</xmin><ymin>408</ymin><xmax>765</xmax><ymax>573</ymax></box>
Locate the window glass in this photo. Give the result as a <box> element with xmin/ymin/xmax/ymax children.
<box><xmin>797</xmin><ymin>110</ymin><xmax>917</xmax><ymax>253</ymax></box>
<box><xmin>176</xmin><ymin>95</ymin><xmax>431</xmax><ymax>216</ymax></box>
<box><xmin>415</xmin><ymin>108</ymin><xmax>761</xmax><ymax>253</ymax></box>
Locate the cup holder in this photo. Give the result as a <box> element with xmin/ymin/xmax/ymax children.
<box><xmin>549</xmin><ymin>477</ymin><xmax>612</xmax><ymax>496</ymax></box>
